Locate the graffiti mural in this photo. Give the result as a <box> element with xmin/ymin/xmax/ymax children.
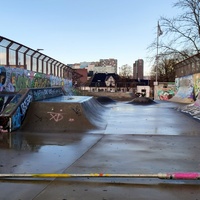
<box><xmin>175</xmin><ymin>78</ymin><xmax>179</xmax><ymax>92</ymax></box>
<box><xmin>157</xmin><ymin>89</ymin><xmax>175</xmax><ymax>100</ymax></box>
<box><xmin>156</xmin><ymin>83</ymin><xmax>176</xmax><ymax>100</ymax></box>
<box><xmin>193</xmin><ymin>73</ymin><xmax>200</xmax><ymax>99</ymax></box>
<box><xmin>0</xmin><ymin>66</ymin><xmax>72</xmax><ymax>92</ymax></box>
<box><xmin>194</xmin><ymin>92</ymin><xmax>200</xmax><ymax>106</ymax></box>
<box><xmin>0</xmin><ymin>65</ymin><xmax>72</xmax><ymax>132</ymax></box>
<box><xmin>11</xmin><ymin>107</ymin><xmax>23</xmax><ymax>130</ymax></box>
<box><xmin>20</xmin><ymin>93</ymin><xmax>33</xmax><ymax>116</ymax></box>
<box><xmin>32</xmin><ymin>87</ymin><xmax>64</xmax><ymax>101</ymax></box>
<box><xmin>175</xmin><ymin>75</ymin><xmax>194</xmax><ymax>99</ymax></box>
<box><xmin>0</xmin><ymin>67</ymin><xmax>6</xmax><ymax>91</ymax></box>
<box><xmin>0</xmin><ymin>94</ymin><xmax>16</xmax><ymax>113</ymax></box>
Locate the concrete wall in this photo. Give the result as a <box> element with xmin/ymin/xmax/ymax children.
<box><xmin>154</xmin><ymin>73</ymin><xmax>200</xmax><ymax>103</ymax></box>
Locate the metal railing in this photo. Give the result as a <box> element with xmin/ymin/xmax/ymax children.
<box><xmin>0</xmin><ymin>36</ymin><xmax>73</xmax><ymax>79</ymax></box>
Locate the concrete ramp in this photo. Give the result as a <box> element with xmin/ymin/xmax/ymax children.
<box><xmin>169</xmin><ymin>86</ymin><xmax>194</xmax><ymax>103</ymax></box>
<box><xmin>20</xmin><ymin>96</ymin><xmax>107</xmax><ymax>132</ymax></box>
<box><xmin>169</xmin><ymin>76</ymin><xmax>194</xmax><ymax>103</ymax></box>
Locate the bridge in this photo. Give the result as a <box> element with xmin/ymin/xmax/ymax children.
<box><xmin>0</xmin><ymin>36</ymin><xmax>83</xmax><ymax>132</ymax></box>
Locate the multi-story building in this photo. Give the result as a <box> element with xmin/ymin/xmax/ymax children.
<box><xmin>99</xmin><ymin>58</ymin><xmax>117</xmax><ymax>67</ymax></box>
<box><xmin>133</xmin><ymin>59</ymin><xmax>144</xmax><ymax>80</ymax></box>
<box><xmin>93</xmin><ymin>58</ymin><xmax>117</xmax><ymax>74</ymax></box>
<box><xmin>94</xmin><ymin>65</ymin><xmax>117</xmax><ymax>74</ymax></box>
<box><xmin>70</xmin><ymin>58</ymin><xmax>118</xmax><ymax>75</ymax></box>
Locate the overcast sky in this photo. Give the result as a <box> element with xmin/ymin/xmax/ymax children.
<box><xmin>1</xmin><ymin>0</ymin><xmax>179</xmax><ymax>74</ymax></box>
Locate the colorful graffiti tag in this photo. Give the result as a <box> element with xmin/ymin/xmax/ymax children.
<box><xmin>0</xmin><ymin>66</ymin><xmax>72</xmax><ymax>92</ymax></box>
<box><xmin>156</xmin><ymin>83</ymin><xmax>176</xmax><ymax>100</ymax></box>
<box><xmin>0</xmin><ymin>87</ymin><xmax>65</xmax><ymax>131</ymax></box>
<box><xmin>0</xmin><ymin>66</ymin><xmax>72</xmax><ymax>131</ymax></box>
<box><xmin>157</xmin><ymin>89</ymin><xmax>175</xmax><ymax>100</ymax></box>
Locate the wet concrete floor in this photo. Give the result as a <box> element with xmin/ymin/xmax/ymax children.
<box><xmin>1</xmin><ymin>99</ymin><xmax>200</xmax><ymax>199</ymax></box>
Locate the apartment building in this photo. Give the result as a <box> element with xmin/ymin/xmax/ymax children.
<box><xmin>133</xmin><ymin>59</ymin><xmax>144</xmax><ymax>80</ymax></box>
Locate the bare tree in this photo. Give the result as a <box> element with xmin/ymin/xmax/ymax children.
<box><xmin>148</xmin><ymin>0</ymin><xmax>200</xmax><ymax>81</ymax></box>
<box><xmin>150</xmin><ymin>57</ymin><xmax>177</xmax><ymax>82</ymax></box>
<box><xmin>119</xmin><ymin>64</ymin><xmax>132</xmax><ymax>78</ymax></box>
<box><xmin>158</xmin><ymin>0</ymin><xmax>200</xmax><ymax>58</ymax></box>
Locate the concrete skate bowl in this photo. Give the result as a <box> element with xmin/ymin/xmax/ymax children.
<box><xmin>127</xmin><ymin>97</ymin><xmax>157</xmax><ymax>105</ymax></box>
<box><xmin>96</xmin><ymin>96</ymin><xmax>116</xmax><ymax>105</ymax></box>
<box><xmin>20</xmin><ymin>96</ymin><xmax>108</xmax><ymax>133</ymax></box>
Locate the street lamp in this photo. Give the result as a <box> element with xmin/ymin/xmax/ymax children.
<box><xmin>97</xmin><ymin>80</ymin><xmax>101</xmax><ymax>92</ymax></box>
<box><xmin>36</xmin><ymin>49</ymin><xmax>44</xmax><ymax>51</ymax></box>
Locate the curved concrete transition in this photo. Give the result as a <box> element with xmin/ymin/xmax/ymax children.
<box><xmin>20</xmin><ymin>96</ymin><xmax>108</xmax><ymax>132</ymax></box>
<box><xmin>169</xmin><ymin>76</ymin><xmax>194</xmax><ymax>103</ymax></box>
<box><xmin>96</xmin><ymin>96</ymin><xmax>116</xmax><ymax>105</ymax></box>
<box><xmin>176</xmin><ymin>92</ymin><xmax>200</xmax><ymax>120</ymax></box>
<box><xmin>169</xmin><ymin>86</ymin><xmax>194</xmax><ymax>103</ymax></box>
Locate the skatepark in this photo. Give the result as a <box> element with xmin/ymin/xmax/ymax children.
<box><xmin>1</xmin><ymin>95</ymin><xmax>200</xmax><ymax>200</ymax></box>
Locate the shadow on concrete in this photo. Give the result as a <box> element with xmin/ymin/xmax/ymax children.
<box><xmin>96</xmin><ymin>96</ymin><xmax>116</xmax><ymax>105</ymax></box>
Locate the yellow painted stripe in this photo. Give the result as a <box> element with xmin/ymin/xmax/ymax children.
<box><xmin>33</xmin><ymin>174</ymin><xmax>71</xmax><ymax>178</ymax></box>
<box><xmin>32</xmin><ymin>173</ymin><xmax>111</xmax><ymax>178</ymax></box>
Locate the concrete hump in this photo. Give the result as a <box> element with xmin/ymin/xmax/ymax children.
<box><xmin>20</xmin><ymin>96</ymin><xmax>108</xmax><ymax>132</ymax></box>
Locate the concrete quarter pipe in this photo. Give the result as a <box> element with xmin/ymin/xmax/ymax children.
<box><xmin>20</xmin><ymin>96</ymin><xmax>107</xmax><ymax>132</ymax></box>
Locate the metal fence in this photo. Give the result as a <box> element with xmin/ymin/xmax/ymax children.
<box><xmin>175</xmin><ymin>54</ymin><xmax>200</xmax><ymax>78</ymax></box>
<box><xmin>0</xmin><ymin>36</ymin><xmax>72</xmax><ymax>79</ymax></box>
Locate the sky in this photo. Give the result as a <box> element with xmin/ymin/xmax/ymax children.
<box><xmin>0</xmin><ymin>0</ymin><xmax>179</xmax><ymax>75</ymax></box>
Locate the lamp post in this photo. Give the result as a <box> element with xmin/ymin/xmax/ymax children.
<box><xmin>36</xmin><ymin>49</ymin><xmax>44</xmax><ymax>52</ymax></box>
<box><xmin>97</xmin><ymin>80</ymin><xmax>101</xmax><ymax>92</ymax></box>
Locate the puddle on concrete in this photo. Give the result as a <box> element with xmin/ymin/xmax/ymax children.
<box><xmin>0</xmin><ymin>131</ymin><xmax>103</xmax><ymax>174</ymax></box>
<box><xmin>1</xmin><ymin>100</ymin><xmax>200</xmax><ymax>151</ymax></box>
<box><xmin>0</xmin><ymin>131</ymin><xmax>91</xmax><ymax>151</ymax></box>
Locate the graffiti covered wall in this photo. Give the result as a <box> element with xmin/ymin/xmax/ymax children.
<box><xmin>155</xmin><ymin>82</ymin><xmax>176</xmax><ymax>100</ymax></box>
<box><xmin>154</xmin><ymin>73</ymin><xmax>200</xmax><ymax>103</ymax></box>
<box><xmin>175</xmin><ymin>75</ymin><xmax>194</xmax><ymax>99</ymax></box>
<box><xmin>0</xmin><ymin>66</ymin><xmax>72</xmax><ymax>92</ymax></box>
<box><xmin>193</xmin><ymin>73</ymin><xmax>200</xmax><ymax>99</ymax></box>
<box><xmin>164</xmin><ymin>74</ymin><xmax>199</xmax><ymax>103</ymax></box>
<box><xmin>0</xmin><ymin>87</ymin><xmax>66</xmax><ymax>131</ymax></box>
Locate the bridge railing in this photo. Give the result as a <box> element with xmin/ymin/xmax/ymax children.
<box><xmin>0</xmin><ymin>36</ymin><xmax>73</xmax><ymax>79</ymax></box>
